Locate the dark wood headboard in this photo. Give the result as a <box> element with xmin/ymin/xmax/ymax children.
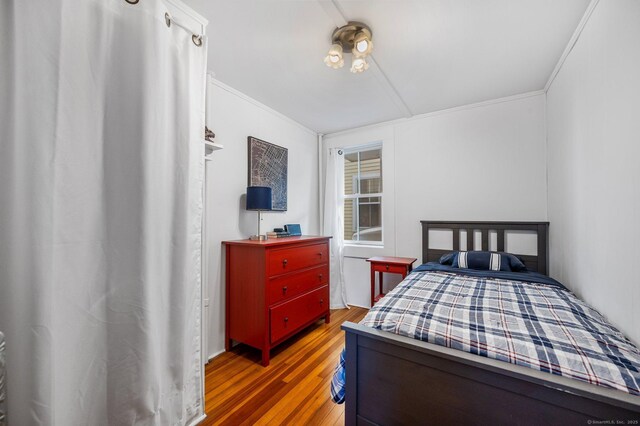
<box><xmin>420</xmin><ymin>221</ymin><xmax>549</xmax><ymax>275</ymax></box>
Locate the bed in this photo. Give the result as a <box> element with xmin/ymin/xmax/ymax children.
<box><xmin>338</xmin><ymin>221</ymin><xmax>640</xmax><ymax>425</ymax></box>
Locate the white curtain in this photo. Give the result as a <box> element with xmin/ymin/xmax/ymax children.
<box><xmin>0</xmin><ymin>1</ymin><xmax>207</xmax><ymax>424</ymax></box>
<box><xmin>324</xmin><ymin>148</ymin><xmax>348</xmax><ymax>309</ymax></box>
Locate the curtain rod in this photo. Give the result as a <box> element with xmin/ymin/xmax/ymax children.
<box><xmin>124</xmin><ymin>0</ymin><xmax>203</xmax><ymax>47</ymax></box>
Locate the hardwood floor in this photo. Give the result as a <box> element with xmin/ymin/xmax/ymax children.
<box><xmin>202</xmin><ymin>307</ymin><xmax>368</xmax><ymax>426</ymax></box>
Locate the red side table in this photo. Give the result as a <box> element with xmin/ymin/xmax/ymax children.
<box><xmin>366</xmin><ymin>256</ymin><xmax>417</xmax><ymax>307</ymax></box>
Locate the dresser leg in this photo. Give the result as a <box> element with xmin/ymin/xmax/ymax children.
<box><xmin>261</xmin><ymin>349</ymin><xmax>270</xmax><ymax>367</ymax></box>
<box><xmin>325</xmin><ymin>311</ymin><xmax>331</xmax><ymax>324</ymax></box>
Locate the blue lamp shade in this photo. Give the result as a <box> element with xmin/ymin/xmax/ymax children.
<box><xmin>246</xmin><ymin>186</ymin><xmax>272</xmax><ymax>211</ymax></box>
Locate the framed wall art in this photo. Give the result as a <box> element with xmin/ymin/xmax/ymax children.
<box><xmin>247</xmin><ymin>136</ymin><xmax>288</xmax><ymax>211</ymax></box>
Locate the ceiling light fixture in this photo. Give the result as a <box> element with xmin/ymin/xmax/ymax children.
<box><xmin>324</xmin><ymin>22</ymin><xmax>373</xmax><ymax>74</ymax></box>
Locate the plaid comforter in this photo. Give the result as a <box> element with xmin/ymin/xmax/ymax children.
<box><xmin>331</xmin><ymin>270</ymin><xmax>640</xmax><ymax>403</ymax></box>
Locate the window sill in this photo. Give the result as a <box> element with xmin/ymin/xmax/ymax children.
<box><xmin>343</xmin><ymin>243</ymin><xmax>388</xmax><ymax>260</ymax></box>
<box><xmin>344</xmin><ymin>243</ymin><xmax>384</xmax><ymax>249</ymax></box>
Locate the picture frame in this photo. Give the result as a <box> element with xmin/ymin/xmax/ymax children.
<box><xmin>284</xmin><ymin>224</ymin><xmax>302</xmax><ymax>236</ymax></box>
<box><xmin>248</xmin><ymin>136</ymin><xmax>288</xmax><ymax>211</ymax></box>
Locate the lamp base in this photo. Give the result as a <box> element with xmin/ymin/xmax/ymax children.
<box><xmin>250</xmin><ymin>235</ymin><xmax>267</xmax><ymax>241</ymax></box>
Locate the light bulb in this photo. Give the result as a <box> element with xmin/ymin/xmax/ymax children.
<box><xmin>352</xmin><ymin>31</ymin><xmax>373</xmax><ymax>57</ymax></box>
<box><xmin>350</xmin><ymin>57</ymin><xmax>369</xmax><ymax>73</ymax></box>
<box><xmin>356</xmin><ymin>39</ymin><xmax>369</xmax><ymax>54</ymax></box>
<box><xmin>324</xmin><ymin>44</ymin><xmax>344</xmax><ymax>69</ymax></box>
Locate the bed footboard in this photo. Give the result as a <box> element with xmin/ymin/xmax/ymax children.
<box><xmin>342</xmin><ymin>322</ymin><xmax>640</xmax><ymax>425</ymax></box>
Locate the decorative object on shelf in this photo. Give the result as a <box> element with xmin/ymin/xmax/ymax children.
<box><xmin>266</xmin><ymin>231</ymin><xmax>289</xmax><ymax>239</ymax></box>
<box><xmin>246</xmin><ymin>186</ymin><xmax>272</xmax><ymax>240</ymax></box>
<box><xmin>284</xmin><ymin>224</ymin><xmax>302</xmax><ymax>236</ymax></box>
<box><xmin>204</xmin><ymin>126</ymin><xmax>216</xmax><ymax>142</ymax></box>
<box><xmin>248</xmin><ymin>136</ymin><xmax>288</xmax><ymax>211</ymax></box>
<box><xmin>323</xmin><ymin>22</ymin><xmax>373</xmax><ymax>74</ymax></box>
<box><xmin>266</xmin><ymin>227</ymin><xmax>291</xmax><ymax>239</ymax></box>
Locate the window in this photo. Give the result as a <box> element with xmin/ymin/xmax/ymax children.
<box><xmin>343</xmin><ymin>145</ymin><xmax>382</xmax><ymax>244</ymax></box>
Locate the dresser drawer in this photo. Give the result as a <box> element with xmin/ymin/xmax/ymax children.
<box><xmin>268</xmin><ymin>265</ymin><xmax>328</xmax><ymax>305</ymax></box>
<box><xmin>372</xmin><ymin>263</ymin><xmax>407</xmax><ymax>275</ymax></box>
<box><xmin>270</xmin><ymin>286</ymin><xmax>328</xmax><ymax>343</ymax></box>
<box><xmin>267</xmin><ymin>243</ymin><xmax>328</xmax><ymax>276</ymax></box>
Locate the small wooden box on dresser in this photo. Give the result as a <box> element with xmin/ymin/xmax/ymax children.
<box><xmin>223</xmin><ymin>236</ymin><xmax>331</xmax><ymax>366</ymax></box>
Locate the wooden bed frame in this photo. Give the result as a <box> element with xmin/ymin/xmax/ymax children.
<box><xmin>342</xmin><ymin>221</ymin><xmax>640</xmax><ymax>425</ymax></box>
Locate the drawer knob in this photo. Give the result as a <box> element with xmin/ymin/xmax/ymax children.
<box><xmin>318</xmin><ymin>252</ymin><xmax>323</xmax><ymax>257</ymax></box>
<box><xmin>318</xmin><ymin>274</ymin><xmax>323</xmax><ymax>280</ymax></box>
<box><xmin>284</xmin><ymin>317</ymin><xmax>289</xmax><ymax>323</ymax></box>
<box><xmin>282</xmin><ymin>286</ymin><xmax>288</xmax><ymax>294</ymax></box>
<box><xmin>320</xmin><ymin>299</ymin><xmax>324</xmax><ymax>305</ymax></box>
<box><xmin>282</xmin><ymin>259</ymin><xmax>288</xmax><ymax>267</ymax></box>
<box><xmin>386</xmin><ymin>265</ymin><xmax>389</xmax><ymax>270</ymax></box>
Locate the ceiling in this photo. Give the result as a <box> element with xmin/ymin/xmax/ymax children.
<box><xmin>183</xmin><ymin>0</ymin><xmax>591</xmax><ymax>134</ymax></box>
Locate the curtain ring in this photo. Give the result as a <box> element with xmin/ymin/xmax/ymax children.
<box><xmin>192</xmin><ymin>35</ymin><xmax>203</xmax><ymax>47</ymax></box>
<box><xmin>125</xmin><ymin>0</ymin><xmax>139</xmax><ymax>4</ymax></box>
<box><xmin>165</xmin><ymin>13</ymin><xmax>171</xmax><ymax>27</ymax></box>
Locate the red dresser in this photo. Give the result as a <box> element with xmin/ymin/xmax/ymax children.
<box><xmin>223</xmin><ymin>236</ymin><xmax>331</xmax><ymax>366</ymax></box>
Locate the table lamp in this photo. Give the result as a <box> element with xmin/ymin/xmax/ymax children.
<box><xmin>246</xmin><ymin>186</ymin><xmax>272</xmax><ymax>240</ymax></box>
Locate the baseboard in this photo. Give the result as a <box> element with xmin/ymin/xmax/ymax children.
<box><xmin>207</xmin><ymin>349</ymin><xmax>225</xmax><ymax>363</ymax></box>
<box><xmin>187</xmin><ymin>413</ymin><xmax>207</xmax><ymax>426</ymax></box>
<box><xmin>347</xmin><ymin>303</ymin><xmax>371</xmax><ymax>310</ymax></box>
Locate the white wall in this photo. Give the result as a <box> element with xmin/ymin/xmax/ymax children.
<box><xmin>324</xmin><ymin>93</ymin><xmax>548</xmax><ymax>308</ymax></box>
<box><xmin>546</xmin><ymin>0</ymin><xmax>640</xmax><ymax>344</ymax></box>
<box><xmin>204</xmin><ymin>79</ymin><xmax>319</xmax><ymax>359</ymax></box>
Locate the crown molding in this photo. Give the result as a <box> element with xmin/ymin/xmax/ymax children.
<box><xmin>544</xmin><ymin>0</ymin><xmax>600</xmax><ymax>92</ymax></box>
<box><xmin>324</xmin><ymin>90</ymin><xmax>545</xmax><ymax>138</ymax></box>
<box><xmin>208</xmin><ymin>77</ymin><xmax>318</xmax><ymax>137</ymax></box>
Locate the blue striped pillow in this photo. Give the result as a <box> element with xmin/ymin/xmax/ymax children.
<box><xmin>444</xmin><ymin>251</ymin><xmax>527</xmax><ymax>272</ymax></box>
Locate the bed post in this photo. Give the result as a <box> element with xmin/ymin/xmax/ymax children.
<box><xmin>537</xmin><ymin>223</ymin><xmax>549</xmax><ymax>275</ymax></box>
<box><xmin>345</xmin><ymin>330</ymin><xmax>358</xmax><ymax>426</ymax></box>
<box><xmin>421</xmin><ymin>221</ymin><xmax>430</xmax><ymax>264</ymax></box>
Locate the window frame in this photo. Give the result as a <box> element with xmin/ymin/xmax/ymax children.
<box><xmin>343</xmin><ymin>143</ymin><xmax>383</xmax><ymax>246</ymax></box>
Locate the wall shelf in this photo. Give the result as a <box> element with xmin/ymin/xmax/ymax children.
<box><xmin>204</xmin><ymin>140</ymin><xmax>224</xmax><ymax>160</ymax></box>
